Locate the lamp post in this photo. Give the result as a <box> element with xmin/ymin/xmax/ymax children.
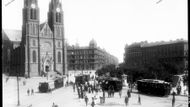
<box><xmin>16</xmin><ymin>66</ymin><xmax>20</xmax><ymax>106</ymax></box>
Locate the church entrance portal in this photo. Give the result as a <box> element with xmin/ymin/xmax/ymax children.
<box><xmin>41</xmin><ymin>52</ymin><xmax>54</xmax><ymax>76</ymax></box>
<box><xmin>45</xmin><ymin>65</ymin><xmax>50</xmax><ymax>72</ymax></box>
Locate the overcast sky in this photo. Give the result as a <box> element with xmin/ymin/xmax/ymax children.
<box><xmin>2</xmin><ymin>0</ymin><xmax>188</xmax><ymax>63</ymax></box>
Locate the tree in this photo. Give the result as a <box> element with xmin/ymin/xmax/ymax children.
<box><xmin>96</xmin><ymin>64</ymin><xmax>124</xmax><ymax>79</ymax></box>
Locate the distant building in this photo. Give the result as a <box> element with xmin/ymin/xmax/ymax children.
<box><xmin>67</xmin><ymin>39</ymin><xmax>119</xmax><ymax>77</ymax></box>
<box><xmin>124</xmin><ymin>39</ymin><xmax>188</xmax><ymax>74</ymax></box>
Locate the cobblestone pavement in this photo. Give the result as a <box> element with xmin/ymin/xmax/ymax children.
<box><xmin>3</xmin><ymin>77</ymin><xmax>188</xmax><ymax>107</ymax></box>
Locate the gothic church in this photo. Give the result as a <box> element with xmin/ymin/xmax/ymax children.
<box><xmin>10</xmin><ymin>0</ymin><xmax>67</xmax><ymax>77</ymax></box>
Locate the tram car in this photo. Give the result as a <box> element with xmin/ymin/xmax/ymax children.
<box><xmin>38</xmin><ymin>77</ymin><xmax>63</xmax><ymax>93</ymax></box>
<box><xmin>137</xmin><ymin>79</ymin><xmax>171</xmax><ymax>96</ymax></box>
<box><xmin>98</xmin><ymin>77</ymin><xmax>123</xmax><ymax>92</ymax></box>
<box><xmin>75</xmin><ymin>74</ymin><xmax>90</xmax><ymax>85</ymax></box>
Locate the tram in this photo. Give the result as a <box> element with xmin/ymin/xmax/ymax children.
<box><xmin>137</xmin><ymin>79</ymin><xmax>171</xmax><ymax>96</ymax></box>
<box><xmin>38</xmin><ymin>77</ymin><xmax>64</xmax><ymax>93</ymax></box>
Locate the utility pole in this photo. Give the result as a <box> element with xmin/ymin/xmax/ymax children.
<box><xmin>16</xmin><ymin>67</ymin><xmax>20</xmax><ymax>106</ymax></box>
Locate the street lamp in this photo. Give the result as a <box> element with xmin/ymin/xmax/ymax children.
<box><xmin>16</xmin><ymin>65</ymin><xmax>20</xmax><ymax>106</ymax></box>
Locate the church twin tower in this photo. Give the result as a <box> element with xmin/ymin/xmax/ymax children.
<box><xmin>21</xmin><ymin>0</ymin><xmax>67</xmax><ymax>77</ymax></box>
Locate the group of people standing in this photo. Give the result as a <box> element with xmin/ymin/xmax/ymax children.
<box><xmin>27</xmin><ymin>88</ymin><xmax>34</xmax><ymax>96</ymax></box>
<box><xmin>107</xmin><ymin>85</ymin><xmax>115</xmax><ymax>97</ymax></box>
<box><xmin>73</xmin><ymin>80</ymin><xmax>103</xmax><ymax>107</ymax></box>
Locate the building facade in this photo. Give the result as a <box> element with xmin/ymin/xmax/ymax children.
<box><xmin>124</xmin><ymin>39</ymin><xmax>188</xmax><ymax>74</ymax></box>
<box><xmin>67</xmin><ymin>39</ymin><xmax>119</xmax><ymax>76</ymax></box>
<box><xmin>2</xmin><ymin>30</ymin><xmax>13</xmax><ymax>74</ymax></box>
<box><xmin>2</xmin><ymin>0</ymin><xmax>67</xmax><ymax>77</ymax></box>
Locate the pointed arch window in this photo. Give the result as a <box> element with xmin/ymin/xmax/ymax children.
<box><xmin>56</xmin><ymin>12</ymin><xmax>61</xmax><ymax>23</ymax></box>
<box><xmin>58</xmin><ymin>51</ymin><xmax>61</xmax><ymax>63</ymax></box>
<box><xmin>33</xmin><ymin>50</ymin><xmax>37</xmax><ymax>63</ymax></box>
<box><xmin>30</xmin><ymin>8</ymin><xmax>37</xmax><ymax>20</ymax></box>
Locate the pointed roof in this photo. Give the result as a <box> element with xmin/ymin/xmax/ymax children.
<box><xmin>39</xmin><ymin>22</ymin><xmax>52</xmax><ymax>33</ymax></box>
<box><xmin>40</xmin><ymin>22</ymin><xmax>46</xmax><ymax>31</ymax></box>
<box><xmin>3</xmin><ymin>29</ymin><xmax>22</xmax><ymax>42</ymax></box>
<box><xmin>2</xmin><ymin>29</ymin><xmax>10</xmax><ymax>41</ymax></box>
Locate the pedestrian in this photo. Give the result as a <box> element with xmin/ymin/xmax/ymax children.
<box><xmin>138</xmin><ymin>94</ymin><xmax>141</xmax><ymax>105</ymax></box>
<box><xmin>31</xmin><ymin>89</ymin><xmax>34</xmax><ymax>95</ymax></box>
<box><xmin>91</xmin><ymin>97</ymin><xmax>95</xmax><ymax>107</ymax></box>
<box><xmin>108</xmin><ymin>89</ymin><xmax>111</xmax><ymax>98</ymax></box>
<box><xmin>127</xmin><ymin>90</ymin><xmax>131</xmax><ymax>98</ymax></box>
<box><xmin>119</xmin><ymin>90</ymin><xmax>122</xmax><ymax>98</ymax></box>
<box><xmin>77</xmin><ymin>86</ymin><xmax>80</xmax><ymax>98</ymax></box>
<box><xmin>172</xmin><ymin>91</ymin><xmax>175</xmax><ymax>107</ymax></box>
<box><xmin>52</xmin><ymin>102</ymin><xmax>55</xmax><ymax>107</ymax></box>
<box><xmin>27</xmin><ymin>89</ymin><xmax>30</xmax><ymax>96</ymax></box>
<box><xmin>84</xmin><ymin>95</ymin><xmax>89</xmax><ymax>106</ymax></box>
<box><xmin>111</xmin><ymin>86</ymin><xmax>115</xmax><ymax>97</ymax></box>
<box><xmin>73</xmin><ymin>83</ymin><xmax>75</xmax><ymax>92</ymax></box>
<box><xmin>124</xmin><ymin>95</ymin><xmax>129</xmax><ymax>106</ymax></box>
<box><xmin>177</xmin><ymin>86</ymin><xmax>181</xmax><ymax>95</ymax></box>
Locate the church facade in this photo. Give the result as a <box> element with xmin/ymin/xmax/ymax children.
<box><xmin>11</xmin><ymin>0</ymin><xmax>67</xmax><ymax>77</ymax></box>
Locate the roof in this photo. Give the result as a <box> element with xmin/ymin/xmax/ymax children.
<box><xmin>39</xmin><ymin>22</ymin><xmax>53</xmax><ymax>34</ymax></box>
<box><xmin>3</xmin><ymin>29</ymin><xmax>22</xmax><ymax>42</ymax></box>
<box><xmin>2</xmin><ymin>30</ymin><xmax>10</xmax><ymax>41</ymax></box>
<box><xmin>40</xmin><ymin>22</ymin><xmax>46</xmax><ymax>31</ymax></box>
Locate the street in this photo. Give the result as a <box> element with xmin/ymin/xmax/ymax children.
<box><xmin>3</xmin><ymin>76</ymin><xmax>188</xmax><ymax>107</ymax></box>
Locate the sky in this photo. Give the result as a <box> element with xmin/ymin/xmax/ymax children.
<box><xmin>2</xmin><ymin>0</ymin><xmax>188</xmax><ymax>63</ymax></box>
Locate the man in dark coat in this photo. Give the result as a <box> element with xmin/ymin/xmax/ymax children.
<box><xmin>172</xmin><ymin>91</ymin><xmax>176</xmax><ymax>107</ymax></box>
<box><xmin>27</xmin><ymin>89</ymin><xmax>30</xmax><ymax>96</ymax></box>
<box><xmin>84</xmin><ymin>95</ymin><xmax>89</xmax><ymax>106</ymax></box>
<box><xmin>125</xmin><ymin>96</ymin><xmax>129</xmax><ymax>106</ymax></box>
<box><xmin>127</xmin><ymin>90</ymin><xmax>131</xmax><ymax>98</ymax></box>
<box><xmin>138</xmin><ymin>94</ymin><xmax>141</xmax><ymax>105</ymax></box>
<box><xmin>91</xmin><ymin>97</ymin><xmax>95</xmax><ymax>107</ymax></box>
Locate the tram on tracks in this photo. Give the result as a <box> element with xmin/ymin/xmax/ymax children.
<box><xmin>137</xmin><ymin>79</ymin><xmax>171</xmax><ymax>96</ymax></box>
<box><xmin>38</xmin><ymin>77</ymin><xmax>64</xmax><ymax>93</ymax></box>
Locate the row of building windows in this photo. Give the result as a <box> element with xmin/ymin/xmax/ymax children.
<box><xmin>68</xmin><ymin>50</ymin><xmax>94</xmax><ymax>55</ymax></box>
<box><xmin>32</xmin><ymin>40</ymin><xmax>62</xmax><ymax>48</ymax></box>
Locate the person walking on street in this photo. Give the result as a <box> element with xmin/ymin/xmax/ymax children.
<box><xmin>119</xmin><ymin>90</ymin><xmax>122</xmax><ymax>98</ymax></box>
<box><xmin>73</xmin><ymin>83</ymin><xmax>75</xmax><ymax>92</ymax></box>
<box><xmin>103</xmin><ymin>90</ymin><xmax>105</xmax><ymax>103</ymax></box>
<box><xmin>84</xmin><ymin>95</ymin><xmax>89</xmax><ymax>106</ymax></box>
<box><xmin>172</xmin><ymin>91</ymin><xmax>176</xmax><ymax>107</ymax></box>
<box><xmin>31</xmin><ymin>89</ymin><xmax>34</xmax><ymax>95</ymax></box>
<box><xmin>27</xmin><ymin>89</ymin><xmax>30</xmax><ymax>96</ymax></box>
<box><xmin>52</xmin><ymin>102</ymin><xmax>55</xmax><ymax>107</ymax></box>
<box><xmin>112</xmin><ymin>88</ymin><xmax>115</xmax><ymax>97</ymax></box>
<box><xmin>124</xmin><ymin>95</ymin><xmax>129</xmax><ymax>106</ymax></box>
<box><xmin>138</xmin><ymin>94</ymin><xmax>141</xmax><ymax>105</ymax></box>
<box><xmin>127</xmin><ymin>90</ymin><xmax>131</xmax><ymax>98</ymax></box>
<box><xmin>91</xmin><ymin>97</ymin><xmax>95</xmax><ymax>107</ymax></box>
